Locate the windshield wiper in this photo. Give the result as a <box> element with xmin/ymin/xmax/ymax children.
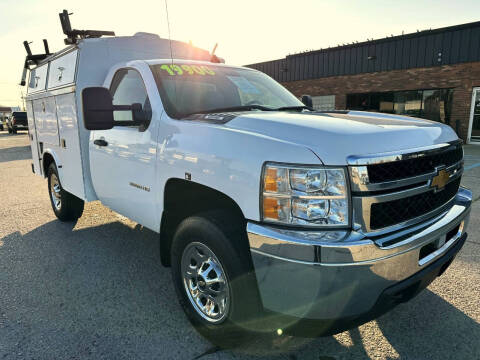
<box><xmin>274</xmin><ymin>105</ymin><xmax>314</xmax><ymax>112</ymax></box>
<box><xmin>183</xmin><ymin>105</ymin><xmax>274</xmax><ymax>117</ymax></box>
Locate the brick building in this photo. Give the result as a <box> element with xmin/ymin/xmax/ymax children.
<box><xmin>247</xmin><ymin>21</ymin><xmax>480</xmax><ymax>144</ymax></box>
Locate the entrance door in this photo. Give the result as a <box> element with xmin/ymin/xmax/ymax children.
<box><xmin>469</xmin><ymin>88</ymin><xmax>480</xmax><ymax>143</ymax></box>
<box><xmin>89</xmin><ymin>68</ymin><xmax>158</xmax><ymax>230</ymax></box>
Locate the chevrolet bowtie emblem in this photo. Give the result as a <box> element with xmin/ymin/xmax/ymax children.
<box><xmin>430</xmin><ymin>168</ymin><xmax>450</xmax><ymax>192</ymax></box>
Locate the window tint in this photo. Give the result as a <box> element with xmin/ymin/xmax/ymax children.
<box><xmin>150</xmin><ymin>63</ymin><xmax>304</xmax><ymax>118</ymax></box>
<box><xmin>161</xmin><ymin>79</ymin><xmax>224</xmax><ymax>116</ymax></box>
<box><xmin>472</xmin><ymin>90</ymin><xmax>480</xmax><ymax>139</ymax></box>
<box><xmin>234</xmin><ymin>76</ymin><xmax>287</xmax><ymax>108</ymax></box>
<box><xmin>346</xmin><ymin>89</ymin><xmax>454</xmax><ymax>124</ymax></box>
<box><xmin>394</xmin><ymin>91</ymin><xmax>422</xmax><ymax>117</ymax></box>
<box><xmin>110</xmin><ymin>69</ymin><xmax>152</xmax><ymax>124</ymax></box>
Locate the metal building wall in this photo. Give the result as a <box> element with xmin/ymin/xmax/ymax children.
<box><xmin>247</xmin><ymin>22</ymin><xmax>480</xmax><ymax>82</ymax></box>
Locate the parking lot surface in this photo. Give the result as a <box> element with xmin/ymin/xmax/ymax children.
<box><xmin>0</xmin><ymin>131</ymin><xmax>479</xmax><ymax>360</ymax></box>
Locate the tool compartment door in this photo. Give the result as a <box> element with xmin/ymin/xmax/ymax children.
<box><xmin>47</xmin><ymin>50</ymin><xmax>77</xmax><ymax>89</ymax></box>
<box><xmin>55</xmin><ymin>92</ymin><xmax>85</xmax><ymax>199</ymax></box>
<box><xmin>34</xmin><ymin>96</ymin><xmax>60</xmax><ymax>146</ymax></box>
<box><xmin>26</xmin><ymin>101</ymin><xmax>42</xmax><ymax>174</ymax></box>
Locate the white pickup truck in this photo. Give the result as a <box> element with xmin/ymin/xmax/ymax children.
<box><xmin>23</xmin><ymin>24</ymin><xmax>472</xmax><ymax>343</ymax></box>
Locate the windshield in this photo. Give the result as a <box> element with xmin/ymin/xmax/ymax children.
<box><xmin>150</xmin><ymin>63</ymin><xmax>304</xmax><ymax>118</ymax></box>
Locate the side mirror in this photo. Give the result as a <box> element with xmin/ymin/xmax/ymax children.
<box><xmin>82</xmin><ymin>88</ymin><xmax>148</xmax><ymax>130</ymax></box>
<box><xmin>131</xmin><ymin>103</ymin><xmax>151</xmax><ymax>132</ymax></box>
<box><xmin>301</xmin><ymin>95</ymin><xmax>313</xmax><ymax>108</ymax></box>
<box><xmin>82</xmin><ymin>87</ymin><xmax>115</xmax><ymax>130</ymax></box>
<box><xmin>131</xmin><ymin>103</ymin><xmax>147</xmax><ymax>122</ymax></box>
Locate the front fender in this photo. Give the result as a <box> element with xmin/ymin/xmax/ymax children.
<box><xmin>156</xmin><ymin>119</ymin><xmax>322</xmax><ymax>222</ymax></box>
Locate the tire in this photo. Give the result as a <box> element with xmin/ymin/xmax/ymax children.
<box><xmin>47</xmin><ymin>163</ymin><xmax>84</xmax><ymax>221</ymax></box>
<box><xmin>171</xmin><ymin>211</ymin><xmax>264</xmax><ymax>347</ymax></box>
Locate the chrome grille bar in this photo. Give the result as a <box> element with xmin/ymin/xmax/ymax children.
<box><xmin>346</xmin><ymin>140</ymin><xmax>462</xmax><ymax>166</ymax></box>
<box><xmin>350</xmin><ymin>159</ymin><xmax>463</xmax><ymax>193</ymax></box>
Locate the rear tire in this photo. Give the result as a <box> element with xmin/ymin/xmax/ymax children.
<box><xmin>47</xmin><ymin>163</ymin><xmax>84</xmax><ymax>221</ymax></box>
<box><xmin>170</xmin><ymin>211</ymin><xmax>264</xmax><ymax>347</ymax></box>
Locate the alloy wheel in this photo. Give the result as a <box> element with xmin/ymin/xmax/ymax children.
<box><xmin>50</xmin><ymin>173</ymin><xmax>62</xmax><ymax>210</ymax></box>
<box><xmin>181</xmin><ymin>242</ymin><xmax>230</xmax><ymax>323</ymax></box>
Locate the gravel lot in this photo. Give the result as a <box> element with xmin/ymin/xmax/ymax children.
<box><xmin>1</xmin><ymin>131</ymin><xmax>479</xmax><ymax>360</ymax></box>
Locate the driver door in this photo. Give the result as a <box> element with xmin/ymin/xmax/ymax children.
<box><xmin>89</xmin><ymin>68</ymin><xmax>159</xmax><ymax>229</ymax></box>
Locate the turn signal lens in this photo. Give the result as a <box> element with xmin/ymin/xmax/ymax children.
<box><xmin>262</xmin><ymin>196</ymin><xmax>291</xmax><ymax>222</ymax></box>
<box><xmin>263</xmin><ymin>167</ymin><xmax>288</xmax><ymax>193</ymax></box>
<box><xmin>263</xmin><ymin>197</ymin><xmax>279</xmax><ymax>219</ymax></box>
<box><xmin>264</xmin><ymin>168</ymin><xmax>278</xmax><ymax>192</ymax></box>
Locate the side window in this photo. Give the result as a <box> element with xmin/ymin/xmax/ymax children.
<box><xmin>110</xmin><ymin>69</ymin><xmax>152</xmax><ymax>126</ymax></box>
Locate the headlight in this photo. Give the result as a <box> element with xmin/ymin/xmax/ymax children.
<box><xmin>261</xmin><ymin>164</ymin><xmax>349</xmax><ymax>227</ymax></box>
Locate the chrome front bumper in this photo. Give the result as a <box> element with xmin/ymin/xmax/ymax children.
<box><xmin>247</xmin><ymin>187</ymin><xmax>472</xmax><ymax>321</ymax></box>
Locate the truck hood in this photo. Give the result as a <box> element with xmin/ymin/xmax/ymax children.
<box><xmin>224</xmin><ymin>111</ymin><xmax>458</xmax><ymax>165</ymax></box>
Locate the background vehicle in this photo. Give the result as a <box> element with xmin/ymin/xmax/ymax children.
<box><xmin>0</xmin><ymin>115</ymin><xmax>8</xmax><ymax>131</ymax></box>
<box><xmin>20</xmin><ymin>10</ymin><xmax>472</xmax><ymax>345</ymax></box>
<box><xmin>7</xmin><ymin>111</ymin><xmax>28</xmax><ymax>133</ymax></box>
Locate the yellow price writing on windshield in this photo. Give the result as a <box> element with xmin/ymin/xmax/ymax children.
<box><xmin>160</xmin><ymin>64</ymin><xmax>216</xmax><ymax>76</ymax></box>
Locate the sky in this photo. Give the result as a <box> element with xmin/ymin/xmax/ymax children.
<box><xmin>1</xmin><ymin>0</ymin><xmax>479</xmax><ymax>107</ymax></box>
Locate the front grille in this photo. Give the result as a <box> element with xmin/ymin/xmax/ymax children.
<box><xmin>367</xmin><ymin>145</ymin><xmax>463</xmax><ymax>183</ymax></box>
<box><xmin>370</xmin><ymin>177</ymin><xmax>461</xmax><ymax>230</ymax></box>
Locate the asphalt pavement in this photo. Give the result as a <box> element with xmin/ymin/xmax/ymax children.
<box><xmin>0</xmin><ymin>131</ymin><xmax>479</xmax><ymax>360</ymax></box>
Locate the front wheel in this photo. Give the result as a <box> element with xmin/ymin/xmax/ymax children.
<box><xmin>47</xmin><ymin>163</ymin><xmax>84</xmax><ymax>221</ymax></box>
<box><xmin>171</xmin><ymin>211</ymin><xmax>264</xmax><ymax>347</ymax></box>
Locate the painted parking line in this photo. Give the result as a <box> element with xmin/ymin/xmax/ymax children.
<box><xmin>465</xmin><ymin>162</ymin><xmax>480</xmax><ymax>171</ymax></box>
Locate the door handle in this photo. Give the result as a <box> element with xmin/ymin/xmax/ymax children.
<box><xmin>94</xmin><ymin>139</ymin><xmax>108</xmax><ymax>147</ymax></box>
